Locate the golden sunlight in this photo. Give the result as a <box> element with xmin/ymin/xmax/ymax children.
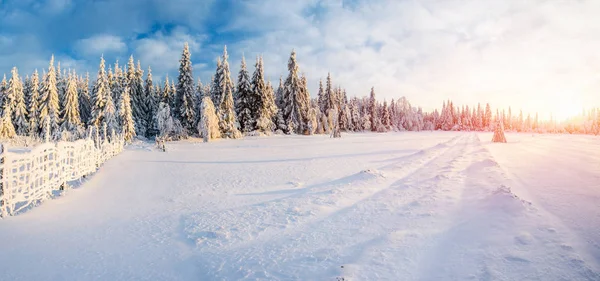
<box><xmin>554</xmin><ymin>96</ymin><xmax>583</xmax><ymax>121</ymax></box>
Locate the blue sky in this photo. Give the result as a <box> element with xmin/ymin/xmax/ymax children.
<box><xmin>1</xmin><ymin>0</ymin><xmax>599</xmax><ymax>117</ymax></box>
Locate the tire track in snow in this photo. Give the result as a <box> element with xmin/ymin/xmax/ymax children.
<box><xmin>185</xmin><ymin>134</ymin><xmax>480</xmax><ymax>280</ymax></box>
<box><xmin>416</xmin><ymin>135</ymin><xmax>600</xmax><ymax>281</ymax></box>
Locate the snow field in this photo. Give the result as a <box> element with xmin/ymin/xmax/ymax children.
<box><xmin>0</xmin><ymin>132</ymin><xmax>599</xmax><ymax>281</ymax></box>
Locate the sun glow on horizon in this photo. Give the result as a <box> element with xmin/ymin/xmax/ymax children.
<box><xmin>553</xmin><ymin>95</ymin><xmax>584</xmax><ymax>121</ymax></box>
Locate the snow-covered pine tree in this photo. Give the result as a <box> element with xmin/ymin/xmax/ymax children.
<box><xmin>324</xmin><ymin>73</ymin><xmax>334</xmax><ymax>114</ymax></box>
<box><xmin>25</xmin><ymin>70</ymin><xmax>41</xmax><ymax>137</ymax></box>
<box><xmin>275</xmin><ymin>76</ymin><xmax>284</xmax><ymax>109</ymax></box>
<box><xmin>235</xmin><ymin>55</ymin><xmax>253</xmax><ymax>133</ymax></box>
<box><xmin>103</xmin><ymin>87</ymin><xmax>118</xmax><ymax>138</ymax></box>
<box><xmin>216</xmin><ymin>46</ymin><xmax>241</xmax><ymax>139</ymax></box>
<box><xmin>60</xmin><ymin>73</ymin><xmax>82</xmax><ymax>138</ymax></box>
<box><xmin>39</xmin><ymin>56</ymin><xmax>61</xmax><ymax>140</ymax></box>
<box><xmin>198</xmin><ymin>96</ymin><xmax>220</xmax><ymax>142</ymax></box>
<box><xmin>9</xmin><ymin>67</ymin><xmax>28</xmax><ymax>136</ymax></box>
<box><xmin>109</xmin><ymin>64</ymin><xmax>123</xmax><ymax>111</ymax></box>
<box><xmin>118</xmin><ymin>86</ymin><xmax>136</xmax><ymax>142</ymax></box>
<box><xmin>78</xmin><ymin>73</ymin><xmax>92</xmax><ymax>126</ymax></box>
<box><xmin>135</xmin><ymin>61</ymin><xmax>147</xmax><ymax>136</ymax></box>
<box><xmin>0</xmin><ymin>74</ymin><xmax>16</xmax><ymax>139</ymax></box>
<box><xmin>90</xmin><ymin>56</ymin><xmax>110</xmax><ymax>128</ymax></box>
<box><xmin>317</xmin><ymin>79</ymin><xmax>325</xmax><ymax>114</ymax></box>
<box><xmin>160</xmin><ymin>75</ymin><xmax>171</xmax><ymax>105</ymax></box>
<box><xmin>282</xmin><ymin>50</ymin><xmax>307</xmax><ymax>134</ymax></box>
<box><xmin>144</xmin><ymin>67</ymin><xmax>158</xmax><ymax>137</ymax></box>
<box><xmin>299</xmin><ymin>74</ymin><xmax>313</xmax><ymax>135</ymax></box>
<box><xmin>210</xmin><ymin>57</ymin><xmax>223</xmax><ymax>107</ymax></box>
<box><xmin>155</xmin><ymin>102</ymin><xmax>173</xmax><ymax>138</ymax></box>
<box><xmin>257</xmin><ymin>79</ymin><xmax>278</xmax><ymax>133</ymax></box>
<box><xmin>176</xmin><ymin>43</ymin><xmax>196</xmax><ymax>134</ymax></box>
<box><xmin>193</xmin><ymin>79</ymin><xmax>204</xmax><ymax>130</ymax></box>
<box><xmin>381</xmin><ymin>100</ymin><xmax>391</xmax><ymax>131</ymax></box>
<box><xmin>56</xmin><ymin>62</ymin><xmax>66</xmax><ymax>109</ymax></box>
<box><xmin>485</xmin><ymin>103</ymin><xmax>492</xmax><ymax>130</ymax></box>
<box><xmin>251</xmin><ymin>56</ymin><xmax>268</xmax><ymax>132</ymax></box>
<box><xmin>369</xmin><ymin>87</ymin><xmax>377</xmax><ymax>132</ymax></box>
<box><xmin>170</xmin><ymin>81</ymin><xmax>176</xmax><ymax>111</ymax></box>
<box><xmin>127</xmin><ymin>56</ymin><xmax>145</xmax><ymax>136</ymax></box>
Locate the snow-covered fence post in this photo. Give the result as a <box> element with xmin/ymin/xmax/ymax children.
<box><xmin>0</xmin><ymin>143</ymin><xmax>7</xmax><ymax>217</ymax></box>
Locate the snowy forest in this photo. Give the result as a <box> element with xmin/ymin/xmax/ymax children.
<box><xmin>1</xmin><ymin>43</ymin><xmax>599</xmax><ymax>144</ymax></box>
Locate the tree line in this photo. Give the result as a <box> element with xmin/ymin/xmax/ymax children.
<box><xmin>0</xmin><ymin>43</ymin><xmax>599</xmax><ymax>143</ymax></box>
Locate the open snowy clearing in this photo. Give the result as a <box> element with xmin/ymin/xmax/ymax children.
<box><xmin>0</xmin><ymin>132</ymin><xmax>599</xmax><ymax>280</ymax></box>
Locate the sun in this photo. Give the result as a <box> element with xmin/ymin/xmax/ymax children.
<box><xmin>554</xmin><ymin>97</ymin><xmax>583</xmax><ymax>121</ymax></box>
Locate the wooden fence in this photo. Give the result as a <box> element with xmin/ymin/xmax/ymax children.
<box><xmin>0</xmin><ymin>134</ymin><xmax>124</xmax><ymax>217</ymax></box>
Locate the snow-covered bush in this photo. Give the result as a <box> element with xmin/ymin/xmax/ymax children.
<box><xmin>198</xmin><ymin>96</ymin><xmax>220</xmax><ymax>142</ymax></box>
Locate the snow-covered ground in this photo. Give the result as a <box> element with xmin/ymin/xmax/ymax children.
<box><xmin>0</xmin><ymin>132</ymin><xmax>599</xmax><ymax>280</ymax></box>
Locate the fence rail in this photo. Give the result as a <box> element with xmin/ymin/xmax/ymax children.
<box><xmin>0</xmin><ymin>135</ymin><xmax>124</xmax><ymax>217</ymax></box>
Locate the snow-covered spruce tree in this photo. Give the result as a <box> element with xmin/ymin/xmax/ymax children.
<box><xmin>60</xmin><ymin>74</ymin><xmax>82</xmax><ymax>138</ymax></box>
<box><xmin>103</xmin><ymin>82</ymin><xmax>118</xmax><ymax>138</ymax></box>
<box><xmin>127</xmin><ymin>56</ymin><xmax>146</xmax><ymax>136</ymax></box>
<box><xmin>210</xmin><ymin>57</ymin><xmax>223</xmax><ymax>108</ymax></box>
<box><xmin>275</xmin><ymin>76</ymin><xmax>284</xmax><ymax>109</ymax></box>
<box><xmin>78</xmin><ymin>73</ymin><xmax>92</xmax><ymax>126</ymax></box>
<box><xmin>144</xmin><ymin>67</ymin><xmax>158</xmax><ymax>137</ymax></box>
<box><xmin>235</xmin><ymin>55</ymin><xmax>254</xmax><ymax>133</ymax></box>
<box><xmin>368</xmin><ymin>87</ymin><xmax>377</xmax><ymax>132</ymax></box>
<box><xmin>170</xmin><ymin>81</ymin><xmax>177</xmax><ymax>111</ymax></box>
<box><xmin>160</xmin><ymin>75</ymin><xmax>172</xmax><ymax>105</ymax></box>
<box><xmin>317</xmin><ymin>79</ymin><xmax>325</xmax><ymax>114</ymax></box>
<box><xmin>324</xmin><ymin>73</ymin><xmax>334</xmax><ymax>114</ymax></box>
<box><xmin>282</xmin><ymin>50</ymin><xmax>309</xmax><ymax>134</ymax></box>
<box><xmin>154</xmin><ymin>102</ymin><xmax>183</xmax><ymax>139</ymax></box>
<box><xmin>0</xmin><ymin>74</ymin><xmax>16</xmax><ymax>139</ymax></box>
<box><xmin>90</xmin><ymin>56</ymin><xmax>110</xmax><ymax>128</ymax></box>
<box><xmin>198</xmin><ymin>96</ymin><xmax>220</xmax><ymax>142</ymax></box>
<box><xmin>257</xmin><ymin>80</ymin><xmax>278</xmax><ymax>133</ymax></box>
<box><xmin>56</xmin><ymin>62</ymin><xmax>66</xmax><ymax>109</ymax></box>
<box><xmin>9</xmin><ymin>67</ymin><xmax>28</xmax><ymax>136</ymax></box>
<box><xmin>381</xmin><ymin>100</ymin><xmax>391</xmax><ymax>131</ymax></box>
<box><xmin>485</xmin><ymin>103</ymin><xmax>492</xmax><ymax>131</ymax></box>
<box><xmin>216</xmin><ymin>46</ymin><xmax>241</xmax><ymax>139</ymax></box>
<box><xmin>117</xmin><ymin>86</ymin><xmax>136</xmax><ymax>142</ymax></box>
<box><xmin>109</xmin><ymin>65</ymin><xmax>123</xmax><ymax>112</ymax></box>
<box><xmin>39</xmin><ymin>56</ymin><xmax>61</xmax><ymax>140</ymax></box>
<box><xmin>492</xmin><ymin>119</ymin><xmax>507</xmax><ymax>143</ymax></box>
<box><xmin>251</xmin><ymin>56</ymin><xmax>270</xmax><ymax>132</ymax></box>
<box><xmin>299</xmin><ymin>74</ymin><xmax>313</xmax><ymax>134</ymax></box>
<box><xmin>175</xmin><ymin>43</ymin><xmax>196</xmax><ymax>132</ymax></box>
<box><xmin>193</xmin><ymin>79</ymin><xmax>204</xmax><ymax>131</ymax></box>
<box><xmin>25</xmin><ymin>70</ymin><xmax>41</xmax><ymax>137</ymax></box>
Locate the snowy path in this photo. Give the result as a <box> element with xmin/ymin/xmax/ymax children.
<box><xmin>0</xmin><ymin>132</ymin><xmax>598</xmax><ymax>280</ymax></box>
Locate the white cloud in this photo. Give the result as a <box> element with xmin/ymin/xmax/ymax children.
<box><xmin>75</xmin><ymin>34</ymin><xmax>127</xmax><ymax>57</ymax></box>
<box><xmin>132</xmin><ymin>26</ymin><xmax>206</xmax><ymax>81</ymax></box>
<box><xmin>223</xmin><ymin>0</ymin><xmax>600</xmax><ymax>117</ymax></box>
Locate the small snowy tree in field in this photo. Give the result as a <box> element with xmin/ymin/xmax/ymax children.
<box><xmin>9</xmin><ymin>67</ymin><xmax>28</xmax><ymax>136</ymax></box>
<box><xmin>492</xmin><ymin>119</ymin><xmax>507</xmax><ymax>143</ymax></box>
<box><xmin>60</xmin><ymin>74</ymin><xmax>82</xmax><ymax>136</ymax></box>
<box><xmin>155</xmin><ymin>102</ymin><xmax>173</xmax><ymax>138</ymax></box>
<box><xmin>198</xmin><ymin>96</ymin><xmax>220</xmax><ymax>142</ymax></box>
<box><xmin>118</xmin><ymin>86</ymin><xmax>136</xmax><ymax>142</ymax></box>
<box><xmin>0</xmin><ymin>75</ymin><xmax>16</xmax><ymax>138</ymax></box>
